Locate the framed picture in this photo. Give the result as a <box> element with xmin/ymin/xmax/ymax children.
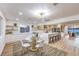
<box><xmin>20</xmin><ymin>26</ymin><xmax>30</xmax><ymax>33</ymax></box>
<box><xmin>20</xmin><ymin>27</ymin><xmax>25</xmax><ymax>33</ymax></box>
<box><xmin>25</xmin><ymin>26</ymin><xmax>30</xmax><ymax>32</ymax></box>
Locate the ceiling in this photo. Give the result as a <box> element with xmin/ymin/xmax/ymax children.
<box><xmin>62</xmin><ymin>20</ymin><xmax>79</xmax><ymax>25</ymax></box>
<box><xmin>0</xmin><ymin>3</ymin><xmax>79</xmax><ymax>24</ymax></box>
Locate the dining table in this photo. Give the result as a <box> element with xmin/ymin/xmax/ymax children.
<box><xmin>29</xmin><ymin>37</ymin><xmax>43</xmax><ymax>52</ymax></box>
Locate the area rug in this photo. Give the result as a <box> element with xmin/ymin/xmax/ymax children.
<box><xmin>12</xmin><ymin>41</ymin><xmax>67</xmax><ymax>56</ymax></box>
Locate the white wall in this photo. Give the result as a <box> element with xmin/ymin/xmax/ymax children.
<box><xmin>5</xmin><ymin>20</ymin><xmax>32</xmax><ymax>43</ymax></box>
<box><xmin>6</xmin><ymin>33</ymin><xmax>32</xmax><ymax>43</ymax></box>
<box><xmin>0</xmin><ymin>11</ymin><xmax>6</xmax><ymax>55</ymax></box>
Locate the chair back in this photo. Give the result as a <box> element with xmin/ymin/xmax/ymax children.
<box><xmin>21</xmin><ymin>40</ymin><xmax>29</xmax><ymax>46</ymax></box>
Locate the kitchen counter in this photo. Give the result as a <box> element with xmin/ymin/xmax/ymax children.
<box><xmin>38</xmin><ymin>32</ymin><xmax>60</xmax><ymax>44</ymax></box>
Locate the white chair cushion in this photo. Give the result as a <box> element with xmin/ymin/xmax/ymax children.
<box><xmin>22</xmin><ymin>43</ymin><xmax>30</xmax><ymax>48</ymax></box>
<box><xmin>36</xmin><ymin>42</ymin><xmax>44</xmax><ymax>48</ymax></box>
<box><xmin>36</xmin><ymin>44</ymin><xmax>42</xmax><ymax>48</ymax></box>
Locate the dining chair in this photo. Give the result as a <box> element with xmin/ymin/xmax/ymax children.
<box><xmin>36</xmin><ymin>40</ymin><xmax>45</xmax><ymax>55</ymax></box>
<box><xmin>21</xmin><ymin>40</ymin><xmax>30</xmax><ymax>54</ymax></box>
<box><xmin>25</xmin><ymin>35</ymin><xmax>32</xmax><ymax>43</ymax></box>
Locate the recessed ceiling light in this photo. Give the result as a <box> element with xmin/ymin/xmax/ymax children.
<box><xmin>19</xmin><ymin>12</ymin><xmax>23</xmax><ymax>15</ymax></box>
<box><xmin>16</xmin><ymin>18</ymin><xmax>19</xmax><ymax>21</ymax></box>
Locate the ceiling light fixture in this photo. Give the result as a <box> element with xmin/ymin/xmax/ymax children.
<box><xmin>19</xmin><ymin>12</ymin><xmax>23</xmax><ymax>15</ymax></box>
<box><xmin>33</xmin><ymin>9</ymin><xmax>50</xmax><ymax>19</ymax></box>
<box><xmin>16</xmin><ymin>18</ymin><xmax>19</xmax><ymax>21</ymax></box>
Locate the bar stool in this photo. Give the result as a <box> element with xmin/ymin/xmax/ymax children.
<box><xmin>52</xmin><ymin>36</ymin><xmax>54</xmax><ymax>43</ymax></box>
<box><xmin>49</xmin><ymin>35</ymin><xmax>53</xmax><ymax>43</ymax></box>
